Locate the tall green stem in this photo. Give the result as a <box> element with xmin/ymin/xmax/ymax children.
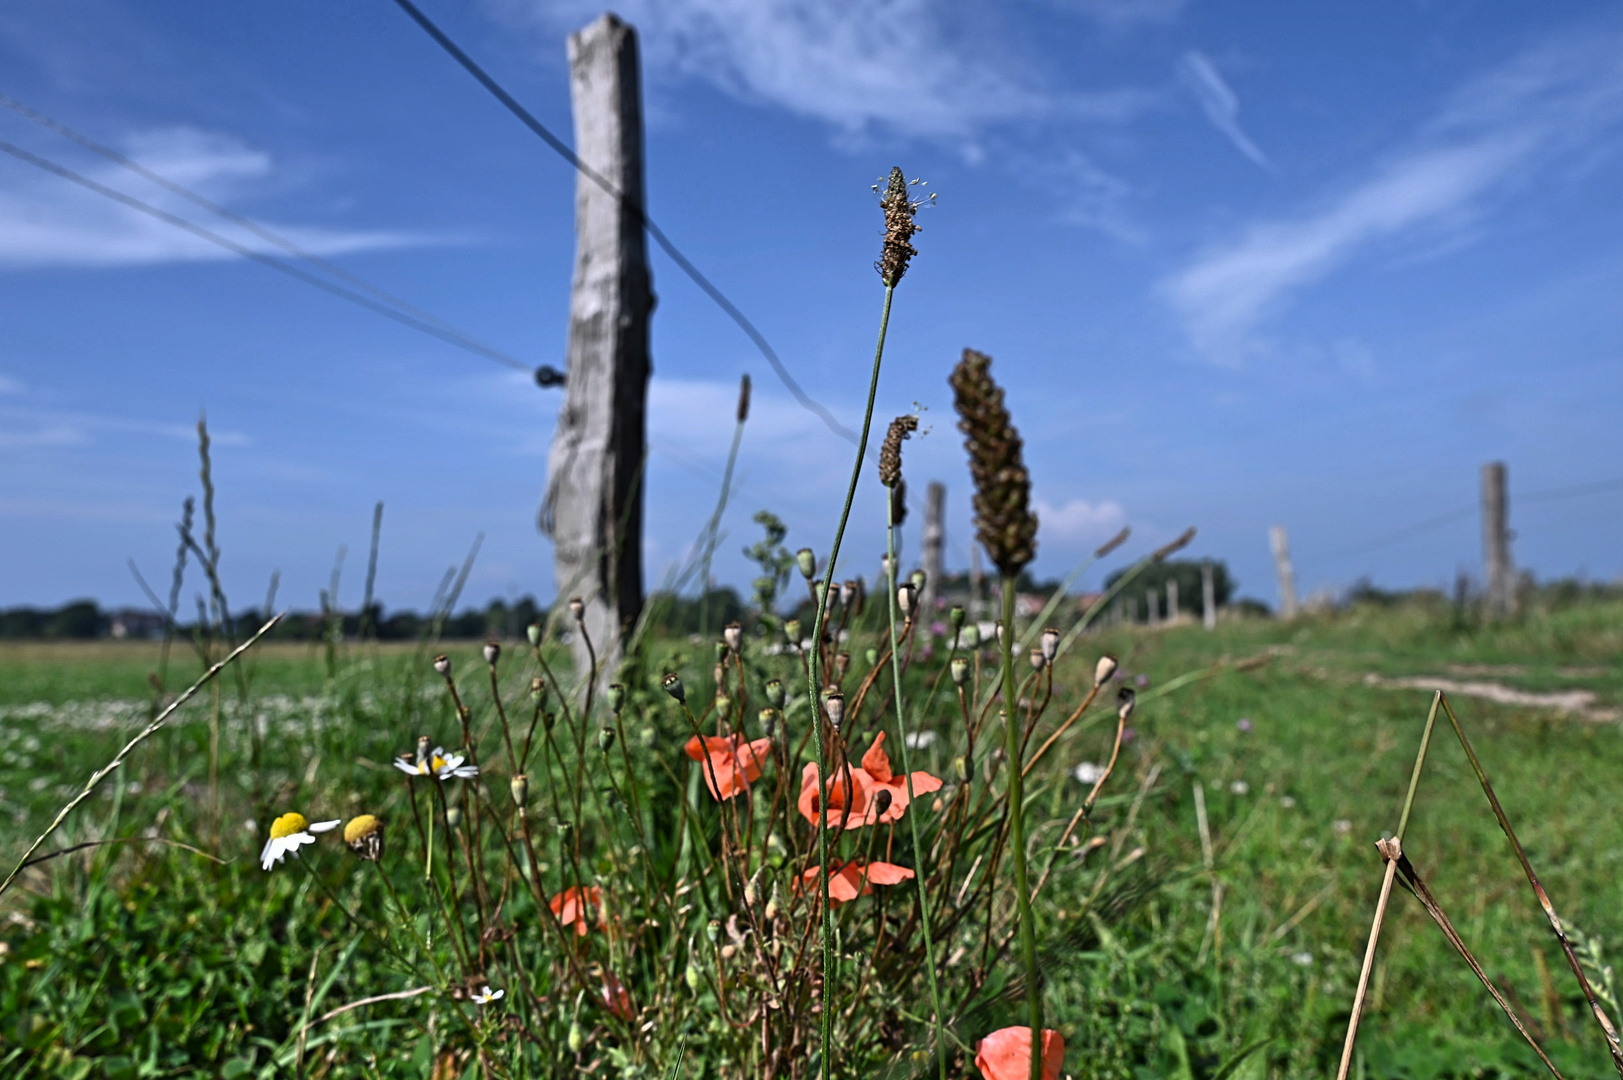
<box><xmin>1000</xmin><ymin>574</ymin><xmax>1043</xmax><ymax>1079</ymax></box>
<box><xmin>806</xmin><ymin>283</ymin><xmax>894</xmax><ymax>1080</ymax></box>
<box><xmin>699</xmin><ymin>414</ymin><xmax>747</xmax><ymax>640</ymax></box>
<box><xmin>885</xmin><ymin>497</ymin><xmax>948</xmax><ymax>1080</ymax></box>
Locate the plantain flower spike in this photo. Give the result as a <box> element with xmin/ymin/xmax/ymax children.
<box><xmin>878</xmin><ymin>414</ymin><xmax>919</xmax><ymax>490</ymax></box>
<box><xmin>950</xmin><ymin>348</ymin><xmax>1038</xmax><ymax>576</ymax></box>
<box><xmin>876</xmin><ymin>166</ymin><xmax>925</xmax><ymax>287</ymax></box>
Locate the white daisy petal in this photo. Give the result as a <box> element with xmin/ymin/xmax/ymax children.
<box><xmin>308</xmin><ymin>820</ymin><xmax>341</xmax><ymax>833</ymax></box>
<box><xmin>392</xmin><ymin>759</ymin><xmax>420</xmax><ymax>776</ymax></box>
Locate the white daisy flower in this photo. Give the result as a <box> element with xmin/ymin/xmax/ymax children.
<box><xmin>1073</xmin><ymin>761</ymin><xmax>1106</xmax><ymax>785</ymax></box>
<box><xmin>471</xmin><ymin>986</ymin><xmax>505</xmax><ymax>1005</ymax></box>
<box><xmin>260</xmin><ymin>811</ymin><xmax>340</xmax><ymax>871</ymax></box>
<box><xmin>393</xmin><ymin>744</ymin><xmax>479</xmax><ymax>780</ymax></box>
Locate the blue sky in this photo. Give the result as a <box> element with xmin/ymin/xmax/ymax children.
<box><xmin>3</xmin><ymin>0</ymin><xmax>1622</xmax><ymax>616</ymax></box>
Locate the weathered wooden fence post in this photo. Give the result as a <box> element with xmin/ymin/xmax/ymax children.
<box><xmin>1270</xmin><ymin>524</ymin><xmax>1298</xmax><ymax>620</ymax></box>
<box><xmin>1167</xmin><ymin>579</ymin><xmax>1180</xmax><ymax>621</ymax></box>
<box><xmin>969</xmin><ymin>544</ymin><xmax>985</xmax><ymax>620</ymax></box>
<box><xmin>1145</xmin><ymin>588</ymin><xmax>1159</xmax><ymax>626</ymax></box>
<box><xmin>1201</xmin><ymin>560</ymin><xmax>1217</xmax><ymax>630</ymax></box>
<box><xmin>541</xmin><ymin>13</ymin><xmax>652</xmax><ymax>684</ymax></box>
<box><xmin>1481</xmin><ymin>461</ymin><xmax>1514</xmax><ymax>618</ymax></box>
<box><xmin>921</xmin><ymin>481</ymin><xmax>945</xmax><ymax>620</ymax></box>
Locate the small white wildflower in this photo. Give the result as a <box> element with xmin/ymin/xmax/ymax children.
<box><xmin>904</xmin><ymin>731</ymin><xmax>938</xmax><ymax>750</ymax></box>
<box><xmin>393</xmin><ymin>745</ymin><xmax>479</xmax><ymax>780</ymax></box>
<box><xmin>1229</xmin><ymin>780</ymin><xmax>1250</xmax><ymax>796</ymax></box>
<box><xmin>1291</xmin><ymin>951</ymin><xmax>1314</xmax><ymax>967</ymax></box>
<box><xmin>1279</xmin><ymin>796</ymin><xmax>1296</xmax><ymax>809</ymax></box>
<box><xmin>1073</xmin><ymin>762</ymin><xmax>1106</xmax><ymax>785</ymax></box>
<box><xmin>471</xmin><ymin>986</ymin><xmax>505</xmax><ymax>1005</ymax></box>
<box><xmin>1332</xmin><ymin>818</ymin><xmax>1353</xmax><ymax>835</ymax></box>
<box><xmin>260</xmin><ymin>812</ymin><xmax>340</xmax><ymax>871</ymax></box>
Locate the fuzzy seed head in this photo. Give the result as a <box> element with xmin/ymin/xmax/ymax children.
<box><xmin>876</xmin><ymin>166</ymin><xmax>922</xmax><ymax>286</ymax></box>
<box><xmin>949</xmin><ymin>348</ymin><xmax>1038</xmax><ymax>576</ymax></box>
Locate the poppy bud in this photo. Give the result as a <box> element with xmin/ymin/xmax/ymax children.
<box><xmin>568</xmin><ymin>597</ymin><xmax>585</xmax><ymax>622</ymax></box>
<box><xmin>1095</xmin><ymin>654</ymin><xmax>1118</xmax><ymax>687</ymax></box>
<box><xmin>543</xmin><ymin>710</ymin><xmax>557</xmax><ymax>732</ymax></box>
<box><xmin>872</xmin><ymin>788</ymin><xmax>893</xmax><ymax>818</ymax></box>
<box><xmin>764</xmin><ymin>678</ymin><xmax>786</xmax><ymax>709</ymax></box>
<box><xmin>483</xmin><ymin>641</ymin><xmax>501</xmax><ymax>666</ymax></box>
<box><xmin>834</xmin><ymin>651</ymin><xmax>851</xmax><ymax>680</ymax></box>
<box><xmin>954</xmin><ymin>755</ymin><xmax>969</xmax><ymax>782</ymax></box>
<box><xmin>1029</xmin><ymin>647</ymin><xmax>1046</xmax><ymax>671</ymax></box>
<box><xmin>526</xmin><ymin>621</ymin><xmax>542</xmax><ymax>647</ymax></box>
<box><xmin>662</xmin><ymin>673</ymin><xmax>686</xmax><ymax>703</ymax></box>
<box><xmin>961</xmin><ymin>625</ymin><xmax>981</xmax><ymax>650</ymax></box>
<box><xmin>568</xmin><ymin>1020</ymin><xmax>585</xmax><ymax>1054</ymax></box>
<box><xmin>606</xmin><ymin>683</ymin><xmax>625</xmax><ymax>714</ymax></box>
<box><xmin>715</xmin><ymin>694</ymin><xmax>732</xmax><ymax>723</ymax></box>
<box><xmin>432</xmin><ymin>654</ymin><xmax>451</xmax><ymax>678</ymax></box>
<box><xmin>599</xmin><ymin>727</ymin><xmax>616</xmax><ymax>753</ymax></box>
<box><xmin>745</xmin><ymin>866</ymin><xmax>763</xmax><ymax>908</ymax></box>
<box><xmin>723</xmin><ymin>622</ymin><xmax>743</xmax><ymax>653</ymax></box>
<box><xmin>706</xmin><ymin>919</ymin><xmax>722</xmax><ymax>944</ymax></box>
<box><xmin>950</xmin><ymin>656</ymin><xmax>970</xmax><ymax>686</ymax></box>
<box><xmin>910</xmin><ymin>569</ymin><xmax>927</xmax><ymax>594</ymax></box>
<box><xmin>531</xmin><ymin>676</ymin><xmax>547</xmax><ymax>704</ymax></box>
<box><xmin>823</xmin><ymin>689</ymin><xmax>845</xmax><ymax>731</ymax></box>
<box><xmin>1041</xmin><ymin>627</ymin><xmax>1060</xmax><ymax>664</ymax></box>
<box><xmin>758</xmin><ymin>707</ymin><xmax>778</xmax><ymax>738</ymax></box>
<box><xmin>1117</xmin><ymin>686</ymin><xmax>1136</xmax><ymax>721</ymax></box>
<box><xmin>796</xmin><ymin>548</ymin><xmax>817</xmax><ymax>580</ymax></box>
<box><xmin>713</xmin><ymin>640</ymin><xmax>729</xmax><ymax>665</ymax></box>
<box><xmin>445</xmin><ymin>806</ymin><xmax>463</xmax><ymax>829</ymax></box>
<box><xmin>510</xmin><ymin>774</ymin><xmax>529</xmax><ymax>806</ymax></box>
<box><xmin>765</xmin><ymin>882</ymin><xmax>782</xmax><ymax>922</ymax></box>
<box><xmin>784</xmin><ymin>620</ymin><xmax>802</xmax><ymax>649</ymax></box>
<box><xmin>864</xmin><ymin>647</ymin><xmax>879</xmax><ymax>667</ymax></box>
<box><xmin>685</xmin><ymin>963</ymin><xmax>703</xmax><ymax>993</ymax></box>
<box><xmin>949</xmin><ymin>605</ymin><xmax>966</xmax><ymax>630</ymax></box>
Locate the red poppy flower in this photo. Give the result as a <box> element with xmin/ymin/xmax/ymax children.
<box><xmin>684</xmin><ymin>733</ymin><xmax>774</xmax><ymax>800</ymax></box>
<box><xmin>549</xmin><ymin>884</ymin><xmax>605</xmax><ymax>936</ymax></box>
<box><xmin>601</xmin><ymin>968</ymin><xmax>635</xmax><ymax>1021</ymax></box>
<box><xmin>975</xmin><ymin>1026</ymin><xmax>1065</xmax><ymax>1080</ymax></box>
<box><xmin>796</xmin><ymin>860</ymin><xmax>915</xmax><ymax>907</ymax></box>
<box><xmin>858</xmin><ymin>732</ymin><xmax>943</xmax><ymax>823</ymax></box>
<box><xmin>797</xmin><ymin>761</ymin><xmax>876</xmax><ymax>830</ymax></box>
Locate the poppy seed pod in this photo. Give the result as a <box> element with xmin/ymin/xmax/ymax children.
<box><xmin>606</xmin><ymin>683</ymin><xmax>625</xmax><ymax>714</ymax></box>
<box><xmin>1029</xmin><ymin>647</ymin><xmax>1046</xmax><ymax>671</ymax></box>
<box><xmin>764</xmin><ymin>678</ymin><xmax>786</xmax><ymax>709</ymax></box>
<box><xmin>526</xmin><ymin>621</ymin><xmax>542</xmax><ymax>647</ymax></box>
<box><xmin>568</xmin><ymin>597</ymin><xmax>585</xmax><ymax>622</ymax></box>
<box><xmin>706</xmin><ymin>919</ymin><xmax>722</xmax><ymax>944</ymax></box>
<box><xmin>715</xmin><ymin>694</ymin><xmax>732</xmax><ymax>723</ymax></box>
<box><xmin>531</xmin><ymin>676</ymin><xmax>547</xmax><ymax>704</ymax></box>
<box><xmin>432</xmin><ymin>654</ymin><xmax>451</xmax><ymax>679</ymax></box>
<box><xmin>483</xmin><ymin>641</ymin><xmax>501</xmax><ymax>667</ymax></box>
<box><xmin>950</xmin><ymin>656</ymin><xmax>971</xmax><ymax>686</ymax></box>
<box><xmin>864</xmin><ymin>647</ymin><xmax>880</xmax><ymax>667</ymax></box>
<box><xmin>662</xmin><ymin>673</ymin><xmax>686</xmax><ymax>703</ymax></box>
<box><xmin>783</xmin><ymin>620</ymin><xmax>802</xmax><ymax>650</ymax></box>
<box><xmin>841</xmin><ymin>579</ymin><xmax>858</xmax><ymax>607</ymax></box>
<box><xmin>1041</xmin><ymin>627</ymin><xmax>1060</xmax><ymax>664</ymax></box>
<box><xmin>961</xmin><ymin>625</ymin><xmax>981</xmax><ymax>650</ymax></box>
<box><xmin>954</xmin><ymin>755</ymin><xmax>970</xmax><ymax>782</ymax></box>
<box><xmin>510</xmin><ymin>774</ymin><xmax>529</xmax><ymax>806</ymax></box>
<box><xmin>758</xmin><ymin>707</ymin><xmax>778</xmax><ymax>738</ymax></box>
<box><xmin>796</xmin><ymin>548</ymin><xmax>817</xmax><ymax>580</ymax></box>
<box><xmin>685</xmin><ymin>963</ymin><xmax>703</xmax><ymax>993</ymax></box>
<box><xmin>765</xmin><ymin>881</ymin><xmax>782</xmax><ymax>922</ymax></box>
<box><xmin>897</xmin><ymin>583</ymin><xmax>916</xmax><ymax>617</ymax></box>
<box><xmin>745</xmin><ymin>866</ymin><xmax>763</xmax><ymax>908</ymax></box>
<box><xmin>445</xmin><ymin>806</ymin><xmax>462</xmax><ymax>829</ymax></box>
<box><xmin>910</xmin><ymin>569</ymin><xmax>927</xmax><ymax>594</ymax></box>
<box><xmin>1095</xmin><ymin>654</ymin><xmax>1119</xmax><ymax>687</ymax></box>
<box><xmin>834</xmin><ymin>651</ymin><xmax>851</xmax><ymax>680</ymax></box>
<box><xmin>599</xmin><ymin>727</ymin><xmax>616</xmax><ymax>754</ymax></box>
<box><xmin>568</xmin><ymin>1020</ymin><xmax>585</xmax><ymax>1054</ymax></box>
<box><xmin>542</xmin><ymin>710</ymin><xmax>557</xmax><ymax>732</ymax></box>
<box><xmin>1117</xmin><ymin>686</ymin><xmax>1136</xmax><ymax>721</ymax></box>
<box><xmin>713</xmin><ymin>641</ymin><xmax>728</xmax><ymax>665</ymax></box>
<box><xmin>823</xmin><ymin>689</ymin><xmax>846</xmax><ymax>731</ymax></box>
<box><xmin>949</xmin><ymin>605</ymin><xmax>966</xmax><ymax>630</ymax></box>
<box><xmin>723</xmin><ymin>622</ymin><xmax>743</xmax><ymax>654</ymax></box>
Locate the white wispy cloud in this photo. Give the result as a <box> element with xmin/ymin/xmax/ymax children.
<box><xmin>1177</xmin><ymin>51</ymin><xmax>1270</xmax><ymax>169</ymax></box>
<box><xmin>1056</xmin><ymin>0</ymin><xmax>1188</xmax><ymax>31</ymax></box>
<box><xmin>0</xmin><ymin>126</ymin><xmax>421</xmax><ymax>268</ymax></box>
<box><xmin>509</xmin><ymin>0</ymin><xmax>1153</xmax><ymax>142</ymax></box>
<box><xmin>1033</xmin><ymin>496</ymin><xmax>1128</xmax><ymax>544</ymax></box>
<box><xmin>1163</xmin><ymin>27</ymin><xmax>1623</xmax><ymax>363</ymax></box>
<box><xmin>0</xmin><ymin>402</ymin><xmax>249</xmax><ymax>448</ymax></box>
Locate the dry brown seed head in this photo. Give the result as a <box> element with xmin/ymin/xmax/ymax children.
<box><xmin>878</xmin><ymin>414</ymin><xmax>919</xmax><ymax>489</ymax></box>
<box><xmin>875</xmin><ymin>166</ymin><xmax>922</xmax><ymax>286</ymax></box>
<box><xmin>949</xmin><ymin>348</ymin><xmax>1038</xmax><ymax>575</ymax></box>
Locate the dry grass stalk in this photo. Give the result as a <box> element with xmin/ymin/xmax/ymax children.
<box><xmin>1335</xmin><ymin>837</ymin><xmax>1403</xmax><ymax>1080</ymax></box>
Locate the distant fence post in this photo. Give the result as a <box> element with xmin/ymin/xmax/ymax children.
<box><xmin>1481</xmin><ymin>461</ymin><xmax>1514</xmax><ymax>618</ymax></box>
<box><xmin>922</xmin><ymin>481</ymin><xmax>945</xmax><ymax>619</ymax></box>
<box><xmin>1145</xmin><ymin>588</ymin><xmax>1159</xmax><ymax>626</ymax></box>
<box><xmin>1167</xmin><ymin>579</ymin><xmax>1180</xmax><ymax>621</ymax></box>
<box><xmin>969</xmin><ymin>544</ymin><xmax>985</xmax><ymax>620</ymax></box>
<box><xmin>541</xmin><ymin>13</ymin><xmax>653</xmax><ymax>685</ymax></box>
<box><xmin>1270</xmin><ymin>525</ymin><xmax>1298</xmax><ymax>620</ymax></box>
<box><xmin>1201</xmin><ymin>560</ymin><xmax>1217</xmax><ymax>630</ymax></box>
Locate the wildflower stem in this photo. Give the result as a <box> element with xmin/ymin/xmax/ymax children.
<box><xmin>886</xmin><ymin>495</ymin><xmax>948</xmax><ymax>1080</ymax></box>
<box><xmin>805</xmin><ymin>281</ymin><xmax>894</xmax><ymax>1080</ymax></box>
<box><xmin>999</xmin><ymin>573</ymin><xmax>1044</xmax><ymax>1080</ymax></box>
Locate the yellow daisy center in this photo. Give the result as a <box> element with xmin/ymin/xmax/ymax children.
<box><xmin>344</xmin><ymin>814</ymin><xmax>382</xmax><ymax>843</ymax></box>
<box><xmin>269</xmin><ymin>812</ymin><xmax>308</xmax><ymax>839</ymax></box>
<box><xmin>431</xmin><ymin>755</ymin><xmax>448</xmax><ymax>771</ymax></box>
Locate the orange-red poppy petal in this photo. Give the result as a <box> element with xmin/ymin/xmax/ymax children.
<box><xmin>862</xmin><ymin>861</ymin><xmax>915</xmax><ymax>887</ymax></box>
<box><xmin>974</xmin><ymin>1026</ymin><xmax>1065</xmax><ymax>1080</ymax></box>
<box><xmin>861</xmin><ymin>732</ymin><xmax>894</xmax><ymax>783</ymax></box>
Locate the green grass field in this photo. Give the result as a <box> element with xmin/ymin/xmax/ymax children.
<box><xmin>3</xmin><ymin>597</ymin><xmax>1622</xmax><ymax>1078</ymax></box>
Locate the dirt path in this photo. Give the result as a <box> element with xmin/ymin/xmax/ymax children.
<box><xmin>1361</xmin><ymin>673</ymin><xmax>1620</xmax><ymax>722</ymax></box>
